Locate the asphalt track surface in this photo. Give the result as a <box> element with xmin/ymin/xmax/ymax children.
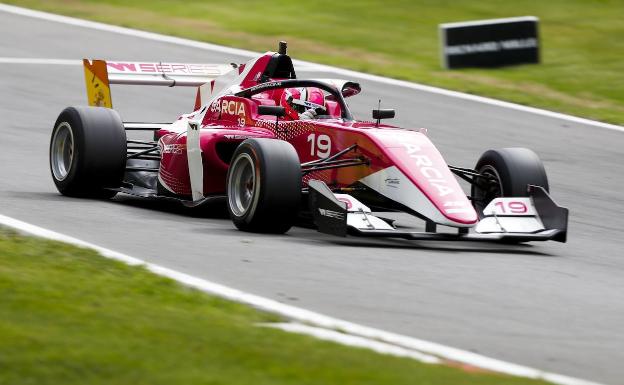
<box><xmin>1</xmin><ymin>9</ymin><xmax>623</xmax><ymax>385</ymax></box>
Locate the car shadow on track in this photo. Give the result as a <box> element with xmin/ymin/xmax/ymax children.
<box><xmin>23</xmin><ymin>191</ymin><xmax>554</xmax><ymax>256</ymax></box>
<box><xmin>4</xmin><ymin>191</ymin><xmax>71</xmax><ymax>202</ymax></box>
<box><xmin>323</xmin><ymin>238</ymin><xmax>554</xmax><ymax>256</ymax></box>
<box><xmin>113</xmin><ymin>195</ymin><xmax>230</xmax><ymax>219</ymax></box>
<box><xmin>113</xmin><ymin>195</ymin><xmax>555</xmax><ymax>256</ymax></box>
<box><xmin>7</xmin><ymin>191</ymin><xmax>231</xmax><ymax>219</ymax></box>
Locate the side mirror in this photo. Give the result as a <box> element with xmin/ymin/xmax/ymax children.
<box><xmin>258</xmin><ymin>105</ymin><xmax>285</xmax><ymax>117</ymax></box>
<box><xmin>372</xmin><ymin>109</ymin><xmax>395</xmax><ymax>120</ymax></box>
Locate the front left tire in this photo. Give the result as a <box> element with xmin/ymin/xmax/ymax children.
<box><xmin>226</xmin><ymin>138</ymin><xmax>301</xmax><ymax>233</ymax></box>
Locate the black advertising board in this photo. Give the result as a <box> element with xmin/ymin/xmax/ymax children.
<box><xmin>440</xmin><ymin>16</ymin><xmax>540</xmax><ymax>69</ymax></box>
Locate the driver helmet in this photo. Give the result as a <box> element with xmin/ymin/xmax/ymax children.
<box><xmin>280</xmin><ymin>87</ymin><xmax>325</xmax><ymax>120</ymax></box>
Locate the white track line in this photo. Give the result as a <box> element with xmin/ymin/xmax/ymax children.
<box><xmin>0</xmin><ymin>3</ymin><xmax>622</xmax><ymax>133</ymax></box>
<box><xmin>0</xmin><ymin>56</ymin><xmax>322</xmax><ymax>71</ymax></box>
<box><xmin>0</xmin><ymin>214</ymin><xmax>602</xmax><ymax>385</ymax></box>
<box><xmin>262</xmin><ymin>323</ymin><xmax>440</xmax><ymax>363</ymax></box>
<box><xmin>0</xmin><ymin>57</ymin><xmax>80</xmax><ymax>65</ymax></box>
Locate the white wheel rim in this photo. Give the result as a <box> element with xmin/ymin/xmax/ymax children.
<box><xmin>228</xmin><ymin>153</ymin><xmax>257</xmax><ymax>217</ymax></box>
<box><xmin>50</xmin><ymin>122</ymin><xmax>74</xmax><ymax>181</ymax></box>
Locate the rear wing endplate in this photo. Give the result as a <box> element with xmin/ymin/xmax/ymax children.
<box><xmin>83</xmin><ymin>59</ymin><xmax>236</xmax><ymax>108</ymax></box>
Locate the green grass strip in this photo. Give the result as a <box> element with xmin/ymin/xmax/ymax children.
<box><xmin>0</xmin><ymin>227</ymin><xmax>551</xmax><ymax>385</ymax></box>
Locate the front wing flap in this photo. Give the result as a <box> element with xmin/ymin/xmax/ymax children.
<box><xmin>308</xmin><ymin>180</ymin><xmax>568</xmax><ymax>243</ymax></box>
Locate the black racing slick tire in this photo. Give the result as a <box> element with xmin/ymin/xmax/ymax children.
<box><xmin>226</xmin><ymin>138</ymin><xmax>301</xmax><ymax>234</ymax></box>
<box><xmin>49</xmin><ymin>106</ymin><xmax>127</xmax><ymax>198</ymax></box>
<box><xmin>471</xmin><ymin>147</ymin><xmax>549</xmax><ymax>217</ymax></box>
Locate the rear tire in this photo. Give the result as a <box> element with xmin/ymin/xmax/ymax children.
<box><xmin>49</xmin><ymin>106</ymin><xmax>127</xmax><ymax>198</ymax></box>
<box><xmin>226</xmin><ymin>138</ymin><xmax>301</xmax><ymax>233</ymax></box>
<box><xmin>471</xmin><ymin>148</ymin><xmax>549</xmax><ymax>217</ymax></box>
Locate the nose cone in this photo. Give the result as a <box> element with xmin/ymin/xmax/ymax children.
<box><xmin>440</xmin><ymin>202</ymin><xmax>479</xmax><ymax>225</ymax></box>
<box><xmin>369</xmin><ymin>129</ymin><xmax>478</xmax><ymax>226</ymax></box>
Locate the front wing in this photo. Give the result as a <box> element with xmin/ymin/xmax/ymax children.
<box><xmin>308</xmin><ymin>180</ymin><xmax>568</xmax><ymax>243</ymax></box>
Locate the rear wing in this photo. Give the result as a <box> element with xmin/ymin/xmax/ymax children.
<box><xmin>83</xmin><ymin>59</ymin><xmax>236</xmax><ymax>108</ymax></box>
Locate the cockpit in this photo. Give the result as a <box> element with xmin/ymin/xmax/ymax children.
<box><xmin>235</xmin><ymin>79</ymin><xmax>360</xmax><ymax>121</ymax></box>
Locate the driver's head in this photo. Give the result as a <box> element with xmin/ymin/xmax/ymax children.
<box><xmin>280</xmin><ymin>87</ymin><xmax>325</xmax><ymax>120</ymax></box>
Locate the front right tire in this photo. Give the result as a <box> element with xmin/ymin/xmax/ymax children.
<box><xmin>471</xmin><ymin>147</ymin><xmax>549</xmax><ymax>217</ymax></box>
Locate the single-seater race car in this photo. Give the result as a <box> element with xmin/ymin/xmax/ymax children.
<box><xmin>49</xmin><ymin>42</ymin><xmax>568</xmax><ymax>243</ymax></box>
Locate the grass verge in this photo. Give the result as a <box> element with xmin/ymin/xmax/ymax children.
<box><xmin>0</xmin><ymin>227</ymin><xmax>552</xmax><ymax>385</ymax></box>
<box><xmin>4</xmin><ymin>0</ymin><xmax>624</xmax><ymax>125</ymax></box>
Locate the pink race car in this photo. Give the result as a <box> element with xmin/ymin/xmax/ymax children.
<box><xmin>49</xmin><ymin>42</ymin><xmax>567</xmax><ymax>242</ymax></box>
